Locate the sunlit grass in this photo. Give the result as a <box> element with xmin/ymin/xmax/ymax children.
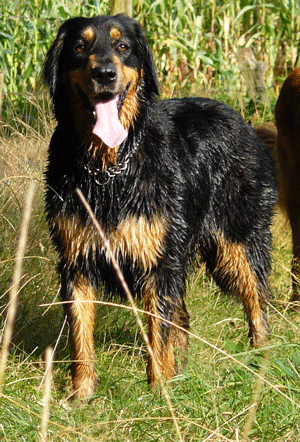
<box><xmin>1</xmin><ymin>91</ymin><xmax>300</xmax><ymax>440</ymax></box>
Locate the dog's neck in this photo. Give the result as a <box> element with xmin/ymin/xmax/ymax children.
<box><xmin>85</xmin><ymin>135</ymin><xmax>118</xmax><ymax>172</ymax></box>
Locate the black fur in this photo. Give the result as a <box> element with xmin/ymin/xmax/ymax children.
<box><xmin>44</xmin><ymin>14</ymin><xmax>277</xmax><ymax>398</ymax></box>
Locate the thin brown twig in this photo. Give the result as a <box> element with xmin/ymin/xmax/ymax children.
<box><xmin>39</xmin><ymin>347</ymin><xmax>54</xmax><ymax>442</ymax></box>
<box><xmin>242</xmin><ymin>350</ymin><xmax>271</xmax><ymax>441</ymax></box>
<box><xmin>0</xmin><ymin>182</ymin><xmax>35</xmax><ymax>394</ymax></box>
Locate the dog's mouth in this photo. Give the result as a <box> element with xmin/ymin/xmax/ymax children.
<box><xmin>76</xmin><ymin>85</ymin><xmax>129</xmax><ymax>148</ymax></box>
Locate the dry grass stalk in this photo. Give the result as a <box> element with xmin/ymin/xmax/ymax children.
<box><xmin>39</xmin><ymin>346</ymin><xmax>54</xmax><ymax>442</ymax></box>
<box><xmin>0</xmin><ymin>182</ymin><xmax>35</xmax><ymax>394</ymax></box>
<box><xmin>242</xmin><ymin>350</ymin><xmax>271</xmax><ymax>441</ymax></box>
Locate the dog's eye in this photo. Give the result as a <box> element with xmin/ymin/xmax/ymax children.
<box><xmin>118</xmin><ymin>43</ymin><xmax>129</xmax><ymax>52</ymax></box>
<box><xmin>74</xmin><ymin>44</ymin><xmax>85</xmax><ymax>54</ymax></box>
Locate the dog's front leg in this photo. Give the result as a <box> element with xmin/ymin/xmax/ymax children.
<box><xmin>142</xmin><ymin>272</ymin><xmax>189</xmax><ymax>387</ymax></box>
<box><xmin>60</xmin><ymin>270</ymin><xmax>97</xmax><ymax>400</ymax></box>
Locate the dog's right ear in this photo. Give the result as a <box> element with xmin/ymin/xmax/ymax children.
<box><xmin>131</xmin><ymin>20</ymin><xmax>159</xmax><ymax>97</ymax></box>
<box><xmin>43</xmin><ymin>27</ymin><xmax>66</xmax><ymax>98</ymax></box>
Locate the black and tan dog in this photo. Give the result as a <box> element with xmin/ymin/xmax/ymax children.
<box><xmin>44</xmin><ymin>14</ymin><xmax>277</xmax><ymax>399</ymax></box>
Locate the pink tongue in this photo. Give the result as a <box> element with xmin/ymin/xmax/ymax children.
<box><xmin>92</xmin><ymin>96</ymin><xmax>128</xmax><ymax>148</ymax></box>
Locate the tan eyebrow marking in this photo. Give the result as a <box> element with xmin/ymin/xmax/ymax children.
<box><xmin>82</xmin><ymin>27</ymin><xmax>94</xmax><ymax>41</ymax></box>
<box><xmin>110</xmin><ymin>26</ymin><xmax>122</xmax><ymax>40</ymax></box>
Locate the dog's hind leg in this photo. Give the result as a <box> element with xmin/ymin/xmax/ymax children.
<box><xmin>60</xmin><ymin>270</ymin><xmax>97</xmax><ymax>399</ymax></box>
<box><xmin>202</xmin><ymin>234</ymin><xmax>270</xmax><ymax>347</ymax></box>
<box><xmin>142</xmin><ymin>273</ymin><xmax>189</xmax><ymax>387</ymax></box>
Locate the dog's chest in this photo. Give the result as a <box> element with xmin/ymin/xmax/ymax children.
<box><xmin>53</xmin><ymin>213</ymin><xmax>167</xmax><ymax>272</ymax></box>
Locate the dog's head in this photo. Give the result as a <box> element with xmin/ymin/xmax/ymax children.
<box><xmin>44</xmin><ymin>14</ymin><xmax>159</xmax><ymax>148</ymax></box>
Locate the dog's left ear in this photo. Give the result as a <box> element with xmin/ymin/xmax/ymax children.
<box><xmin>133</xmin><ymin>22</ymin><xmax>159</xmax><ymax>97</ymax></box>
<box><xmin>43</xmin><ymin>26</ymin><xmax>67</xmax><ymax>98</ymax></box>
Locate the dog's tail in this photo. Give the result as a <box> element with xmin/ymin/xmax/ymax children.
<box><xmin>255</xmin><ymin>124</ymin><xmax>286</xmax><ymax>211</ymax></box>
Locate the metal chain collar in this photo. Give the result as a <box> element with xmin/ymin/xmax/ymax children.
<box><xmin>83</xmin><ymin>154</ymin><xmax>131</xmax><ymax>185</ymax></box>
<box><xmin>83</xmin><ymin>131</ymin><xmax>142</xmax><ymax>185</ymax></box>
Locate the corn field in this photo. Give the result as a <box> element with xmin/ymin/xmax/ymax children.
<box><xmin>0</xmin><ymin>0</ymin><xmax>300</xmax><ymax>122</ymax></box>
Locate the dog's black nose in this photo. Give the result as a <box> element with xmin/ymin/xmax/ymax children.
<box><xmin>92</xmin><ymin>64</ymin><xmax>117</xmax><ymax>85</ymax></box>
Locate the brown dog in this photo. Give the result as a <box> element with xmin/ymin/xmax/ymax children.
<box><xmin>275</xmin><ymin>67</ymin><xmax>300</xmax><ymax>302</ymax></box>
<box><xmin>257</xmin><ymin>68</ymin><xmax>300</xmax><ymax>302</ymax></box>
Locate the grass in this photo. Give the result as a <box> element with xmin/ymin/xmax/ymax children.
<box><xmin>1</xmin><ymin>92</ymin><xmax>300</xmax><ymax>441</ymax></box>
<box><xmin>1</xmin><ymin>1</ymin><xmax>300</xmax><ymax>438</ymax></box>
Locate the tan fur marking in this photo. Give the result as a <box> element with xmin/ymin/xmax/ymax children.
<box><xmin>214</xmin><ymin>236</ymin><xmax>257</xmax><ymax>295</ymax></box>
<box><xmin>109</xmin><ymin>215</ymin><xmax>167</xmax><ymax>270</ymax></box>
<box><xmin>119</xmin><ymin>67</ymin><xmax>140</xmax><ymax>130</ymax></box>
<box><xmin>53</xmin><ymin>214</ymin><xmax>167</xmax><ymax>272</ymax></box>
<box><xmin>143</xmin><ymin>281</ymin><xmax>189</xmax><ymax>387</ymax></box>
<box><xmin>214</xmin><ymin>233</ymin><xmax>267</xmax><ymax>346</ymax></box>
<box><xmin>143</xmin><ymin>277</ymin><xmax>175</xmax><ymax>385</ymax></box>
<box><xmin>53</xmin><ymin>216</ymin><xmax>96</xmax><ymax>263</ymax></box>
<box><xmin>87</xmin><ymin>139</ymin><xmax>118</xmax><ymax>171</ymax></box>
<box><xmin>89</xmin><ymin>53</ymin><xmax>96</xmax><ymax>66</ymax></box>
<box><xmin>112</xmin><ymin>56</ymin><xmax>141</xmax><ymax>130</ymax></box>
<box><xmin>69</xmin><ymin>276</ymin><xmax>97</xmax><ymax>398</ymax></box>
<box><xmin>110</xmin><ymin>26</ymin><xmax>122</xmax><ymax>40</ymax></box>
<box><xmin>82</xmin><ymin>26</ymin><xmax>95</xmax><ymax>42</ymax></box>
